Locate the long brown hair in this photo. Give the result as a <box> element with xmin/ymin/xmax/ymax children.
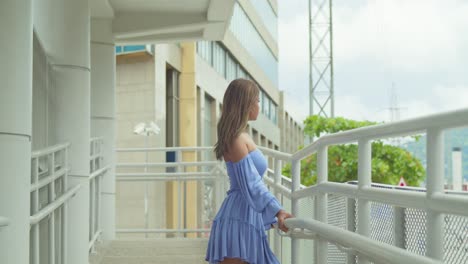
<box><xmin>214</xmin><ymin>79</ymin><xmax>259</xmax><ymax>160</ymax></box>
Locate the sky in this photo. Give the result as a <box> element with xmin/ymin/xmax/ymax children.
<box><xmin>278</xmin><ymin>0</ymin><xmax>468</xmax><ymax>125</ymax></box>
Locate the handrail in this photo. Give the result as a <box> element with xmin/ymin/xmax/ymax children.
<box><xmin>266</xmin><ymin>168</ymin><xmax>306</xmax><ymax>188</ymax></box>
<box><xmin>32</xmin><ymin>143</ymin><xmax>70</xmax><ymax>158</ymax></box>
<box><xmin>30</xmin><ymin>167</ymin><xmax>69</xmax><ymax>192</ymax></box>
<box><xmin>257</xmin><ymin>146</ymin><xmax>292</xmax><ymax>161</ymax></box>
<box><xmin>90</xmin><ymin>137</ymin><xmax>103</xmax><ymax>142</ymax></box>
<box><xmin>117</xmin><ymin>161</ymin><xmax>220</xmax><ymax>168</ymax></box>
<box><xmin>0</xmin><ymin>216</ymin><xmax>9</xmax><ymax>228</ymax></box>
<box><xmin>89</xmin><ymin>153</ymin><xmax>102</xmax><ymax>161</ymax></box>
<box><xmin>117</xmin><ymin>146</ymin><xmax>214</xmax><ymax>152</ymax></box>
<box><xmin>30</xmin><ymin>184</ymin><xmax>81</xmax><ymax>225</ymax></box>
<box><xmin>292</xmin><ymin>108</ymin><xmax>468</xmax><ymax>160</ymax></box>
<box><xmin>117</xmin><ymin>171</ymin><xmax>214</xmax><ymax>177</ymax></box>
<box><xmin>116</xmin><ymin>148</ymin><xmax>228</xmax><ymax>237</ymax></box>
<box><xmin>89</xmin><ymin>165</ymin><xmax>109</xmax><ymax>181</ymax></box>
<box><xmin>291</xmin><ymin>181</ymin><xmax>468</xmax><ymax>217</ymax></box>
<box><xmin>348</xmin><ymin>180</ymin><xmax>468</xmax><ymax>195</ymax></box>
<box><xmin>88</xmin><ymin>230</ymin><xmax>102</xmax><ymax>250</ymax></box>
<box><xmin>285</xmin><ymin>218</ymin><xmax>441</xmax><ymax>264</ymax></box>
<box><xmin>263</xmin><ymin>176</ymin><xmax>292</xmax><ymax>198</ymax></box>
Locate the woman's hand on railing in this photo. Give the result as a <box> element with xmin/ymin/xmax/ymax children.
<box><xmin>276</xmin><ymin>210</ymin><xmax>294</xmax><ymax>233</ymax></box>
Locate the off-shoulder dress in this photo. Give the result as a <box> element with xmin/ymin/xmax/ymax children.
<box><xmin>205</xmin><ymin>149</ymin><xmax>282</xmax><ymax>264</ymax></box>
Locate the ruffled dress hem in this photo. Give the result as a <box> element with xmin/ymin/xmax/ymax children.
<box><xmin>205</xmin><ymin>218</ymin><xmax>280</xmax><ymax>264</ymax></box>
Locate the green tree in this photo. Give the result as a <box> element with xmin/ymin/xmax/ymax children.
<box><xmin>283</xmin><ymin>115</ymin><xmax>425</xmax><ymax>186</ymax></box>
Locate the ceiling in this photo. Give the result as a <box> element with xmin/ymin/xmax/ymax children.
<box><xmin>90</xmin><ymin>0</ymin><xmax>236</xmax><ymax>44</ymax></box>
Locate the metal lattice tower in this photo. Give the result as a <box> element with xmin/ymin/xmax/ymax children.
<box><xmin>309</xmin><ymin>0</ymin><xmax>334</xmax><ymax>118</ymax></box>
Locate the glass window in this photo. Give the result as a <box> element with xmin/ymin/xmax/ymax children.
<box><xmin>197</xmin><ymin>41</ymin><xmax>212</xmax><ymax>64</ymax></box>
<box><xmin>213</xmin><ymin>42</ymin><xmax>226</xmax><ymax>77</ymax></box>
<box><xmin>123</xmin><ymin>45</ymin><xmax>146</xmax><ymax>53</ymax></box>
<box><xmin>250</xmin><ymin>0</ymin><xmax>278</xmax><ymax>40</ymax></box>
<box><xmin>262</xmin><ymin>93</ymin><xmax>269</xmax><ymax>117</ymax></box>
<box><xmin>226</xmin><ymin>53</ymin><xmax>237</xmax><ymax>82</ymax></box>
<box><xmin>229</xmin><ymin>3</ymin><xmax>278</xmax><ymax>85</ymax></box>
<box><xmin>259</xmin><ymin>90</ymin><xmax>264</xmax><ymax>114</ymax></box>
<box><xmin>116</xmin><ymin>45</ymin><xmax>147</xmax><ymax>54</ymax></box>
<box><xmin>166</xmin><ymin>69</ymin><xmax>180</xmax><ymax>147</ymax></box>
<box><xmin>270</xmin><ymin>102</ymin><xmax>277</xmax><ymax>124</ymax></box>
<box><xmin>237</xmin><ymin>65</ymin><xmax>248</xmax><ymax>79</ymax></box>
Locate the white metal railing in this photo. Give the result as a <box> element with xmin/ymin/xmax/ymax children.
<box><xmin>30</xmin><ymin>143</ymin><xmax>81</xmax><ymax>264</ymax></box>
<box><xmin>116</xmin><ymin>146</ymin><xmax>227</xmax><ymax>237</ymax></box>
<box><xmin>285</xmin><ymin>218</ymin><xmax>439</xmax><ymax>264</ymax></box>
<box><xmin>261</xmin><ymin>108</ymin><xmax>468</xmax><ymax>264</ymax></box>
<box><xmin>89</xmin><ymin>137</ymin><xmax>108</xmax><ymax>252</ymax></box>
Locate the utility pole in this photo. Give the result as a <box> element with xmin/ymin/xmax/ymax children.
<box><xmin>309</xmin><ymin>0</ymin><xmax>334</xmax><ymax>119</ymax></box>
<box><xmin>388</xmin><ymin>83</ymin><xmax>404</xmax><ymax>123</ymax></box>
<box><xmin>386</xmin><ymin>83</ymin><xmax>406</xmax><ymax>145</ymax></box>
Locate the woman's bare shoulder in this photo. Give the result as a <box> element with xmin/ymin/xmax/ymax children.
<box><xmin>224</xmin><ymin>133</ymin><xmax>255</xmax><ymax>162</ymax></box>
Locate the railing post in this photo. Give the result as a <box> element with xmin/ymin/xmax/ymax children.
<box><xmin>347</xmin><ymin>197</ymin><xmax>356</xmax><ymax>264</ymax></box>
<box><xmin>62</xmin><ymin>147</ymin><xmax>68</xmax><ymax>264</ymax></box>
<box><xmin>90</xmin><ymin>176</ymin><xmax>95</xmax><ymax>246</ymax></box>
<box><xmin>394</xmin><ymin>206</ymin><xmax>405</xmax><ymax>249</ymax></box>
<box><xmin>48</xmin><ymin>153</ymin><xmax>56</xmax><ymax>264</ymax></box>
<box><xmin>357</xmin><ymin>139</ymin><xmax>371</xmax><ymax>264</ymax></box>
<box><xmin>144</xmin><ymin>139</ymin><xmax>149</xmax><ymax>238</ymax></box>
<box><xmin>177</xmin><ymin>150</ymin><xmax>183</xmax><ymax>238</ymax></box>
<box><xmin>426</xmin><ymin>128</ymin><xmax>444</xmax><ymax>261</ymax></box>
<box><xmin>96</xmin><ymin>172</ymin><xmax>102</xmax><ymax>240</ymax></box>
<box><xmin>315</xmin><ymin>146</ymin><xmax>328</xmax><ymax>264</ymax></box>
<box><xmin>32</xmin><ymin>157</ymin><xmax>40</xmax><ymax>264</ymax></box>
<box><xmin>291</xmin><ymin>158</ymin><xmax>301</xmax><ymax>264</ymax></box>
<box><xmin>274</xmin><ymin>158</ymin><xmax>282</xmax><ymax>260</ymax></box>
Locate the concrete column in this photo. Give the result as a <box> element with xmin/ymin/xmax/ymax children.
<box><xmin>179</xmin><ymin>42</ymin><xmax>198</xmax><ymax>237</ymax></box>
<box><xmin>0</xmin><ymin>1</ymin><xmax>33</xmax><ymax>263</ymax></box>
<box><xmin>34</xmin><ymin>0</ymin><xmax>91</xmax><ymax>262</ymax></box>
<box><xmin>91</xmin><ymin>18</ymin><xmax>116</xmax><ymax>240</ymax></box>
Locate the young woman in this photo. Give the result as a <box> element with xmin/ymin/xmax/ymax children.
<box><xmin>205</xmin><ymin>79</ymin><xmax>293</xmax><ymax>264</ymax></box>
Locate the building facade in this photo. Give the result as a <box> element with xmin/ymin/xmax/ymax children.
<box><xmin>115</xmin><ymin>0</ymin><xmax>304</xmax><ymax>238</ymax></box>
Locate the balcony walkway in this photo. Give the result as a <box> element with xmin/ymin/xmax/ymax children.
<box><xmin>90</xmin><ymin>239</ymin><xmax>208</xmax><ymax>264</ymax></box>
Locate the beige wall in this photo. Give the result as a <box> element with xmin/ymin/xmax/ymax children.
<box><xmin>114</xmin><ymin>1</ymin><xmax>304</xmax><ymax>236</ymax></box>
<box><xmin>115</xmin><ymin>51</ymin><xmax>167</xmax><ymax>238</ymax></box>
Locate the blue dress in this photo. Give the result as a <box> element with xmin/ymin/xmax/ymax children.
<box><xmin>205</xmin><ymin>149</ymin><xmax>282</xmax><ymax>264</ymax></box>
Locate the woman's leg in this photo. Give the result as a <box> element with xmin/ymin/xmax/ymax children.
<box><xmin>220</xmin><ymin>258</ymin><xmax>248</xmax><ymax>264</ymax></box>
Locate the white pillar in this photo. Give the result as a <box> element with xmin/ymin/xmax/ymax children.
<box><xmin>0</xmin><ymin>1</ymin><xmax>32</xmax><ymax>264</ymax></box>
<box><xmin>34</xmin><ymin>0</ymin><xmax>91</xmax><ymax>263</ymax></box>
<box><xmin>315</xmin><ymin>146</ymin><xmax>328</xmax><ymax>263</ymax></box>
<box><xmin>291</xmin><ymin>159</ymin><xmax>300</xmax><ymax>264</ymax></box>
<box><xmin>357</xmin><ymin>139</ymin><xmax>371</xmax><ymax>264</ymax></box>
<box><xmin>91</xmin><ymin>18</ymin><xmax>116</xmax><ymax>241</ymax></box>
<box><xmin>452</xmin><ymin>147</ymin><xmax>462</xmax><ymax>192</ymax></box>
<box><xmin>426</xmin><ymin>128</ymin><xmax>444</xmax><ymax>261</ymax></box>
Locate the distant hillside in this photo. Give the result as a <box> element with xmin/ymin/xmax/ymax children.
<box><xmin>402</xmin><ymin>127</ymin><xmax>468</xmax><ymax>184</ymax></box>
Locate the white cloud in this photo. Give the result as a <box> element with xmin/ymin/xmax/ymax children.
<box><xmin>335</xmin><ymin>85</ymin><xmax>468</xmax><ymax>122</ymax></box>
<box><xmin>335</xmin><ymin>95</ymin><xmax>386</xmax><ymax>122</ymax></box>
<box><xmin>278</xmin><ymin>13</ymin><xmax>309</xmax><ymax>74</ymax></box>
<box><xmin>433</xmin><ymin>85</ymin><xmax>468</xmax><ymax>111</ymax></box>
<box><xmin>401</xmin><ymin>85</ymin><xmax>468</xmax><ymax>119</ymax></box>
<box><xmin>334</xmin><ymin>0</ymin><xmax>468</xmax><ymax>72</ymax></box>
<box><xmin>278</xmin><ymin>0</ymin><xmax>468</xmax><ymax>124</ymax></box>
